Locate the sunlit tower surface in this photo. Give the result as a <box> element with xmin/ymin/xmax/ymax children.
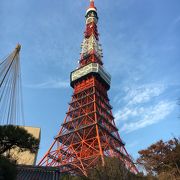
<box><xmin>39</xmin><ymin>0</ymin><xmax>138</xmax><ymax>176</ymax></box>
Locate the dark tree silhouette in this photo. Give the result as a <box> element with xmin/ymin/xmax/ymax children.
<box><xmin>0</xmin><ymin>155</ymin><xmax>17</xmax><ymax>180</ymax></box>
<box><xmin>0</xmin><ymin>125</ymin><xmax>39</xmax><ymax>155</ymax></box>
<box><xmin>0</xmin><ymin>125</ymin><xmax>39</xmax><ymax>180</ymax></box>
<box><xmin>87</xmin><ymin>157</ymin><xmax>145</xmax><ymax>180</ymax></box>
<box><xmin>60</xmin><ymin>157</ymin><xmax>147</xmax><ymax>180</ymax></box>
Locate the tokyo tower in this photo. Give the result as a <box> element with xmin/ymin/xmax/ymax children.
<box><xmin>39</xmin><ymin>0</ymin><xmax>138</xmax><ymax>176</ymax></box>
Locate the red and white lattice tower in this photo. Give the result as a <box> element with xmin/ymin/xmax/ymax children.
<box><xmin>38</xmin><ymin>0</ymin><xmax>138</xmax><ymax>176</ymax></box>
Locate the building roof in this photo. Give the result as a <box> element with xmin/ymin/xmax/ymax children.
<box><xmin>17</xmin><ymin>165</ymin><xmax>61</xmax><ymax>180</ymax></box>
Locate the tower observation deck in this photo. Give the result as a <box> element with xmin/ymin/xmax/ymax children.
<box><xmin>38</xmin><ymin>0</ymin><xmax>138</xmax><ymax>176</ymax></box>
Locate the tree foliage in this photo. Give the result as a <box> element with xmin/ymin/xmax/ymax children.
<box><xmin>0</xmin><ymin>125</ymin><xmax>39</xmax><ymax>156</ymax></box>
<box><xmin>87</xmin><ymin>157</ymin><xmax>144</xmax><ymax>180</ymax></box>
<box><xmin>0</xmin><ymin>155</ymin><xmax>17</xmax><ymax>180</ymax></box>
<box><xmin>0</xmin><ymin>125</ymin><xmax>40</xmax><ymax>179</ymax></box>
<box><xmin>60</xmin><ymin>174</ymin><xmax>87</xmax><ymax>180</ymax></box>
<box><xmin>61</xmin><ymin>157</ymin><xmax>147</xmax><ymax>180</ymax></box>
<box><xmin>137</xmin><ymin>138</ymin><xmax>180</xmax><ymax>178</ymax></box>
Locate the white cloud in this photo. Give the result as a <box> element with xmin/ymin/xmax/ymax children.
<box><xmin>120</xmin><ymin>101</ymin><xmax>175</xmax><ymax>133</ymax></box>
<box><xmin>114</xmin><ymin>83</ymin><xmax>166</xmax><ymax>122</ymax></box>
<box><xmin>114</xmin><ymin>83</ymin><xmax>176</xmax><ymax>133</ymax></box>
<box><xmin>115</xmin><ymin>107</ymin><xmax>144</xmax><ymax>122</ymax></box>
<box><xmin>25</xmin><ymin>79</ymin><xmax>69</xmax><ymax>89</ymax></box>
<box><xmin>124</xmin><ymin>83</ymin><xmax>165</xmax><ymax>105</ymax></box>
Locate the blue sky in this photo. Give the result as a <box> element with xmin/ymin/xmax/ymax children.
<box><xmin>0</xmin><ymin>0</ymin><xmax>180</xmax><ymax>163</ymax></box>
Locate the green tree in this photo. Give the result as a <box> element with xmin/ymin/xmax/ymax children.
<box><xmin>0</xmin><ymin>155</ymin><xmax>17</xmax><ymax>180</ymax></box>
<box><xmin>0</xmin><ymin>125</ymin><xmax>39</xmax><ymax>156</ymax></box>
<box><xmin>87</xmin><ymin>157</ymin><xmax>145</xmax><ymax>180</ymax></box>
<box><xmin>60</xmin><ymin>174</ymin><xmax>87</xmax><ymax>180</ymax></box>
<box><xmin>60</xmin><ymin>157</ymin><xmax>148</xmax><ymax>180</ymax></box>
<box><xmin>0</xmin><ymin>125</ymin><xmax>40</xmax><ymax>180</ymax></box>
<box><xmin>137</xmin><ymin>138</ymin><xmax>180</xmax><ymax>179</ymax></box>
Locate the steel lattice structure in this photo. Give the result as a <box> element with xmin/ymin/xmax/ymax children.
<box><xmin>39</xmin><ymin>0</ymin><xmax>138</xmax><ymax>176</ymax></box>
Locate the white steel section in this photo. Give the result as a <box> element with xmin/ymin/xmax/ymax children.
<box><xmin>71</xmin><ymin>63</ymin><xmax>111</xmax><ymax>86</ymax></box>
<box><xmin>86</xmin><ymin>8</ymin><xmax>97</xmax><ymax>14</ymax></box>
<box><xmin>86</xmin><ymin>17</ymin><xmax>98</xmax><ymax>24</ymax></box>
<box><xmin>81</xmin><ymin>35</ymin><xmax>103</xmax><ymax>59</ymax></box>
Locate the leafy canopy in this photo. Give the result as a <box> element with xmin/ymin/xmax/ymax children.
<box><xmin>137</xmin><ymin>138</ymin><xmax>180</xmax><ymax>178</ymax></box>
<box><xmin>0</xmin><ymin>125</ymin><xmax>39</xmax><ymax>155</ymax></box>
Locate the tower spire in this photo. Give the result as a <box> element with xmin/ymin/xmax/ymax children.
<box><xmin>89</xmin><ymin>0</ymin><xmax>95</xmax><ymax>8</ymax></box>
<box><xmin>86</xmin><ymin>0</ymin><xmax>97</xmax><ymax>15</ymax></box>
<box><xmin>80</xmin><ymin>0</ymin><xmax>102</xmax><ymax>67</ymax></box>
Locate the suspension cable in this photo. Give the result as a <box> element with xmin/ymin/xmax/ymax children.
<box><xmin>0</xmin><ymin>44</ymin><xmax>24</xmax><ymax>125</ymax></box>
